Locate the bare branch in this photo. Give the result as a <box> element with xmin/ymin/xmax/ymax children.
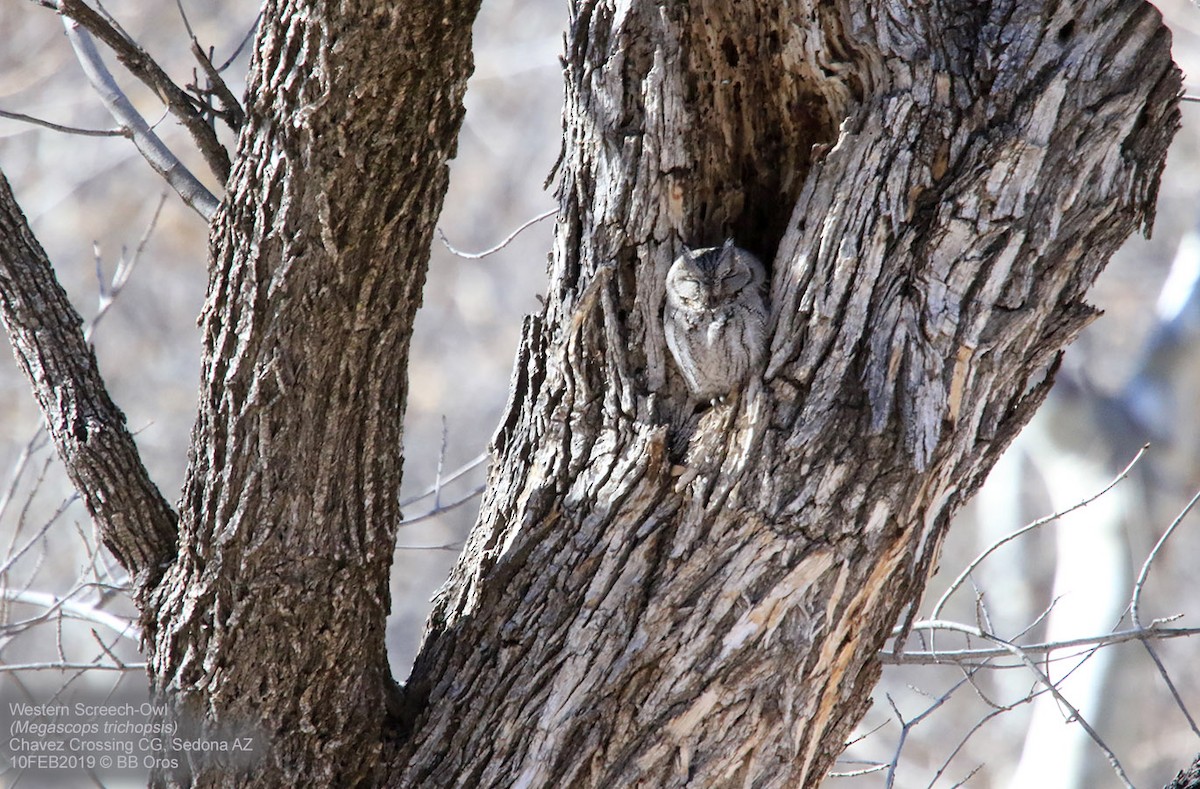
<box><xmin>0</xmin><ymin>429</ymin><xmax>48</xmax><ymax>532</ymax></box>
<box><xmin>397</xmin><ymin>485</ymin><xmax>485</xmax><ymax>528</ymax></box>
<box><xmin>216</xmin><ymin>12</ymin><xmax>262</xmax><ymax>73</ymax></box>
<box><xmin>174</xmin><ymin>0</ymin><xmax>245</xmax><ymax>130</ymax></box>
<box><xmin>926</xmin><ymin>707</ymin><xmax>1009</xmax><ymax>787</ymax></box>
<box><xmin>60</xmin><ymin>16</ymin><xmax>219</xmax><ymax>220</ymax></box>
<box><xmin>1131</xmin><ymin>486</ymin><xmax>1200</xmax><ymax>627</ymax></box>
<box><xmin>394</xmin><ymin>541</ymin><xmax>466</xmax><ymax>552</ymax></box>
<box><xmin>0</xmin><ymin>171</ymin><xmax>178</xmax><ymax>583</ymax></box>
<box><xmin>1129</xmin><ymin>487</ymin><xmax>1200</xmax><ymax>737</ymax></box>
<box><xmin>399</xmin><ymin>452</ymin><xmax>488</xmax><ymax>508</ymax></box>
<box><xmin>906</xmin><ymin>620</ymin><xmax>1134</xmax><ymax>788</ymax></box>
<box><xmin>0</xmin><ymin>661</ymin><xmax>145</xmax><ymax>673</ymax></box>
<box><xmin>0</xmin><ymin>486</ymin><xmax>76</xmax><ymax>580</ymax></box>
<box><xmin>883</xmin><ymin>674</ymin><xmax>975</xmax><ymax>788</ymax></box>
<box><xmin>1</xmin><ymin>589</ymin><xmax>138</xmax><ymax>640</ymax></box>
<box><xmin>436</xmin><ymin>208</ymin><xmax>556</xmax><ymax>260</ymax></box>
<box><xmin>435</xmin><ymin>416</ymin><xmax>449</xmax><ymax>509</ymax></box>
<box><xmin>827</xmin><ymin>761</ymin><xmax>890</xmax><ymax>779</ymax></box>
<box><xmin>84</xmin><ymin>193</ymin><xmax>167</xmax><ymax>341</ymax></box>
<box><xmin>883</xmin><ymin>624</ymin><xmax>1200</xmax><ymax>664</ymax></box>
<box><xmin>930</xmin><ymin>444</ymin><xmax>1148</xmax><ymax>622</ymax></box>
<box><xmin>0</xmin><ymin>107</ymin><xmax>127</xmax><ymax>137</ymax></box>
<box><xmin>55</xmin><ymin>0</ymin><xmax>233</xmax><ymax>183</ymax></box>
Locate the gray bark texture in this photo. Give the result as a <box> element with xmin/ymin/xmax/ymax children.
<box><xmin>397</xmin><ymin>0</ymin><xmax>1179</xmax><ymax>787</ymax></box>
<box><xmin>0</xmin><ymin>0</ymin><xmax>1181</xmax><ymax>787</ymax></box>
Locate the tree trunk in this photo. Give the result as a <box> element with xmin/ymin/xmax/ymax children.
<box><xmin>143</xmin><ymin>1</ymin><xmax>482</xmax><ymax>785</ymax></box>
<box><xmin>394</xmin><ymin>0</ymin><xmax>1178</xmax><ymax>786</ymax></box>
<box><xmin>0</xmin><ymin>0</ymin><xmax>1180</xmax><ymax>787</ymax></box>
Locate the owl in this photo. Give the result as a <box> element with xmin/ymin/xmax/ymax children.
<box><xmin>664</xmin><ymin>239</ymin><xmax>768</xmax><ymax>401</ymax></box>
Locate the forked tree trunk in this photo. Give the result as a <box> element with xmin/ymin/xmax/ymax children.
<box><xmin>395</xmin><ymin>0</ymin><xmax>1178</xmax><ymax>786</ymax></box>
<box><xmin>0</xmin><ymin>0</ymin><xmax>1179</xmax><ymax>787</ymax></box>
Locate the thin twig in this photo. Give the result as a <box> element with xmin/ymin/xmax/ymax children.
<box><xmin>0</xmin><ymin>107</ymin><xmax>127</xmax><ymax>137</ymax></box>
<box><xmin>55</xmin><ymin>0</ymin><xmax>232</xmax><ymax>181</ymax></box>
<box><xmin>883</xmin><ymin>623</ymin><xmax>1200</xmax><ymax>664</ymax></box>
<box><xmin>947</xmin><ymin>764</ymin><xmax>984</xmax><ymax>788</ymax></box>
<box><xmin>1139</xmin><ymin>640</ymin><xmax>1200</xmax><ymax>737</ymax></box>
<box><xmin>926</xmin><ymin>706</ymin><xmax>1009</xmax><ymax>788</ymax></box>
<box><xmin>435</xmin><ymin>417</ymin><xmax>449</xmax><ymax>510</ymax></box>
<box><xmin>0</xmin><ymin>491</ymin><xmax>77</xmax><ymax>579</ymax></box>
<box><xmin>398</xmin><ymin>486</ymin><xmax>486</xmax><ymax>528</ymax></box>
<box><xmin>90</xmin><ymin>628</ymin><xmax>126</xmax><ymax>666</ymax></box>
<box><xmin>218</xmin><ymin>12</ymin><xmax>262</xmax><ymax>72</ymax></box>
<box><xmin>930</xmin><ymin>444</ymin><xmax>1147</xmax><ymax>621</ymax></box>
<box><xmin>174</xmin><ymin>0</ymin><xmax>245</xmax><ymax>129</ymax></box>
<box><xmin>437</xmin><ymin>208</ymin><xmax>556</xmax><ymax>260</ymax></box>
<box><xmin>84</xmin><ymin>193</ymin><xmax>167</xmax><ymax>341</ymax></box>
<box><xmin>0</xmin><ymin>430</ymin><xmax>48</xmax><ymax>550</ymax></box>
<box><xmin>60</xmin><ymin>16</ymin><xmax>219</xmax><ymax>219</ymax></box>
<box><xmin>0</xmin><ymin>661</ymin><xmax>145</xmax><ymax>672</ymax></box>
<box><xmin>1</xmin><ymin>588</ymin><xmax>139</xmax><ymax>640</ymax></box>
<box><xmin>399</xmin><ymin>452</ymin><xmax>488</xmax><ymax>507</ymax></box>
<box><xmin>843</xmin><ymin>719</ymin><xmax>889</xmax><ymax>749</ymax></box>
<box><xmin>899</xmin><ymin>620</ymin><xmax>1134</xmax><ymax>788</ymax></box>
<box><xmin>394</xmin><ymin>541</ymin><xmax>466</xmax><ymax>552</ymax></box>
<box><xmin>827</xmin><ymin>761</ymin><xmax>890</xmax><ymax>778</ymax></box>
<box><xmin>1129</xmin><ymin>487</ymin><xmax>1200</xmax><ymax>737</ymax></box>
<box><xmin>884</xmin><ymin>674</ymin><xmax>975</xmax><ymax>788</ymax></box>
<box><xmin>1131</xmin><ymin>486</ymin><xmax>1200</xmax><ymax>626</ymax></box>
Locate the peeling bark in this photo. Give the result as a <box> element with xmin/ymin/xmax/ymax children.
<box><xmin>396</xmin><ymin>1</ymin><xmax>1179</xmax><ymax>787</ymax></box>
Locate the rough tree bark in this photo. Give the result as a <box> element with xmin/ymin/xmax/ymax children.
<box><xmin>5</xmin><ymin>0</ymin><xmax>482</xmax><ymax>786</ymax></box>
<box><xmin>142</xmin><ymin>1</ymin><xmax>484</xmax><ymax>786</ymax></box>
<box><xmin>396</xmin><ymin>0</ymin><xmax>1179</xmax><ymax>786</ymax></box>
<box><xmin>0</xmin><ymin>0</ymin><xmax>1180</xmax><ymax>787</ymax></box>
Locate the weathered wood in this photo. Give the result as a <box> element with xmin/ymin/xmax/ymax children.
<box><xmin>397</xmin><ymin>1</ymin><xmax>1179</xmax><ymax>786</ymax></box>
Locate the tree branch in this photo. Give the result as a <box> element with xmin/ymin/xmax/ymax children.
<box><xmin>0</xmin><ymin>107</ymin><xmax>127</xmax><ymax>137</ymax></box>
<box><xmin>60</xmin><ymin>15</ymin><xmax>220</xmax><ymax>220</ymax></box>
<box><xmin>883</xmin><ymin>624</ymin><xmax>1200</xmax><ymax>665</ymax></box>
<box><xmin>1</xmin><ymin>588</ymin><xmax>139</xmax><ymax>640</ymax></box>
<box><xmin>0</xmin><ymin>171</ymin><xmax>178</xmax><ymax>586</ymax></box>
<box><xmin>930</xmin><ymin>444</ymin><xmax>1149</xmax><ymax>623</ymax></box>
<box><xmin>56</xmin><ymin>0</ymin><xmax>232</xmax><ymax>185</ymax></box>
<box><xmin>905</xmin><ymin>620</ymin><xmax>1134</xmax><ymax>788</ymax></box>
<box><xmin>173</xmin><ymin>0</ymin><xmax>246</xmax><ymax>131</ymax></box>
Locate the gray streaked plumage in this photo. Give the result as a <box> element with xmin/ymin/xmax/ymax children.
<box><xmin>664</xmin><ymin>239</ymin><xmax>768</xmax><ymax>401</ymax></box>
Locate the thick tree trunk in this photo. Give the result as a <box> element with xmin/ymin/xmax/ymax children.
<box><xmin>394</xmin><ymin>1</ymin><xmax>1178</xmax><ymax>787</ymax></box>
<box><xmin>0</xmin><ymin>0</ymin><xmax>1180</xmax><ymax>787</ymax></box>
<box><xmin>141</xmin><ymin>1</ymin><xmax>481</xmax><ymax>786</ymax></box>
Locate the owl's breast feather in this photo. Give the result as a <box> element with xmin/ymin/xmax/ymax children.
<box><xmin>706</xmin><ymin>311</ymin><xmax>729</xmax><ymax>346</ymax></box>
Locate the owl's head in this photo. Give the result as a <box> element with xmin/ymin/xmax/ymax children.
<box><xmin>666</xmin><ymin>239</ymin><xmax>764</xmax><ymax>311</ymax></box>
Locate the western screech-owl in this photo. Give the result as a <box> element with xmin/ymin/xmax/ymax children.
<box><xmin>664</xmin><ymin>239</ymin><xmax>768</xmax><ymax>401</ymax></box>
